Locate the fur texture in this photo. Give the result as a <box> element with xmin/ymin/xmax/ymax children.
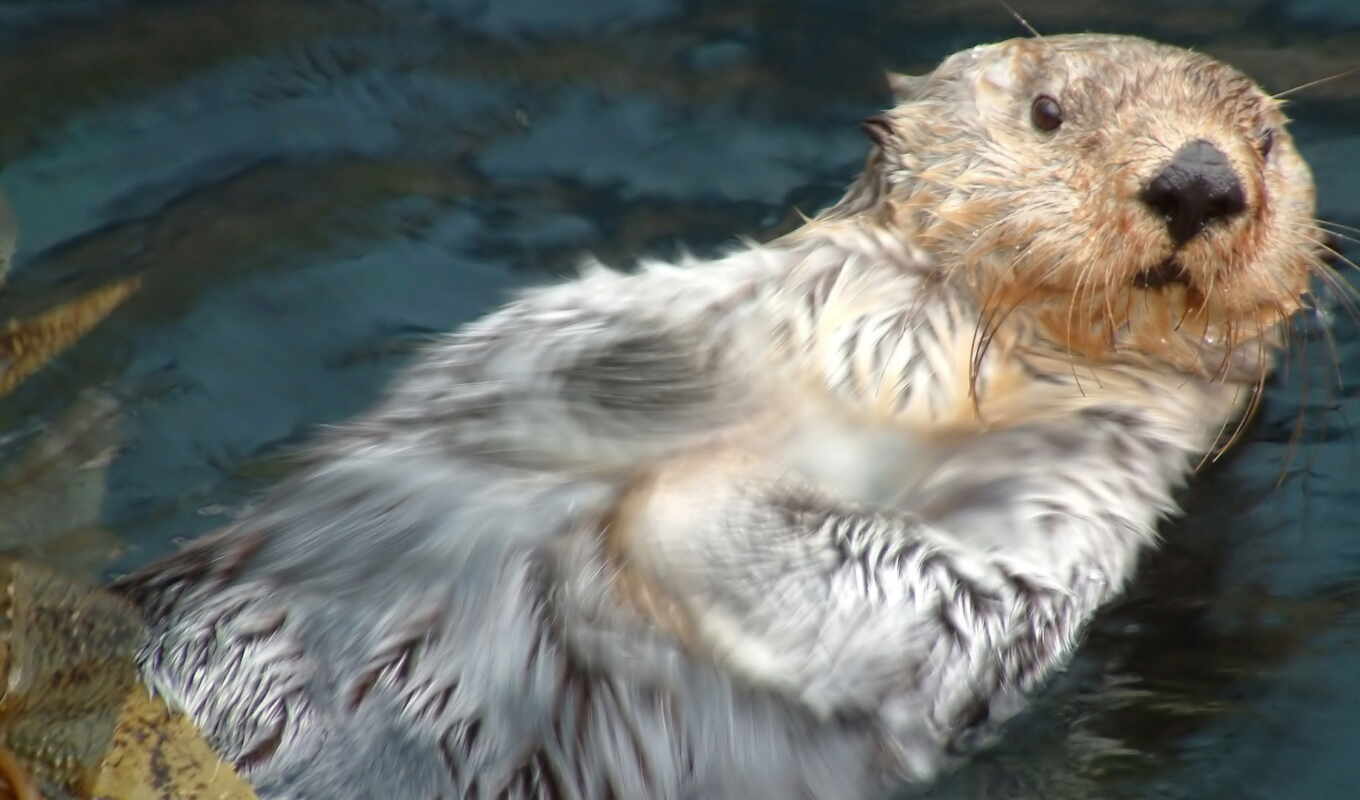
<box><xmin>115</xmin><ymin>35</ymin><xmax>1323</xmax><ymax>800</ymax></box>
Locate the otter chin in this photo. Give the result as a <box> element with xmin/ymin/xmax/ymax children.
<box><xmin>116</xmin><ymin>34</ymin><xmax>1327</xmax><ymax>800</ymax></box>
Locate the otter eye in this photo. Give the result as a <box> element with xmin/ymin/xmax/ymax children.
<box><xmin>1257</xmin><ymin>127</ymin><xmax>1276</xmax><ymax>159</ymax></box>
<box><xmin>1031</xmin><ymin>94</ymin><xmax>1063</xmax><ymax>132</ymax></box>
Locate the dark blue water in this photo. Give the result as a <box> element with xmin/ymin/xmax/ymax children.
<box><xmin>0</xmin><ymin>1</ymin><xmax>1356</xmax><ymax>797</ymax></box>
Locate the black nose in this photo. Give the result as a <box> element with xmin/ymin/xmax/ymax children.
<box><xmin>1139</xmin><ymin>139</ymin><xmax>1246</xmax><ymax>246</ymax></box>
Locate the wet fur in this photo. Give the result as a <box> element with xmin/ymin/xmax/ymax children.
<box><xmin>116</xmin><ymin>35</ymin><xmax>1323</xmax><ymax>800</ymax></box>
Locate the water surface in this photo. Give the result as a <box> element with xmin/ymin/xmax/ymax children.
<box><xmin>0</xmin><ymin>1</ymin><xmax>1357</xmax><ymax>797</ymax></box>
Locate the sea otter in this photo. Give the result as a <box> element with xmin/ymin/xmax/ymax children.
<box><xmin>116</xmin><ymin>34</ymin><xmax>1328</xmax><ymax>799</ymax></box>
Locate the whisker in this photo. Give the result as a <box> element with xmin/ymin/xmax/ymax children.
<box><xmin>1271</xmin><ymin>301</ymin><xmax>1300</xmax><ymax>475</ymax></box>
<box><xmin>1066</xmin><ymin>260</ymin><xmax>1096</xmax><ymax>392</ymax></box>
<box><xmin>1308</xmin><ymin>259</ymin><xmax>1360</xmax><ymax>325</ymax></box>
<box><xmin>1280</xmin><ymin>224</ymin><xmax>1360</xmax><ymax>322</ymax></box>
<box><xmin>997</xmin><ymin>0</ymin><xmax>1043</xmax><ymax>39</ymax></box>
<box><xmin>1314</xmin><ymin>241</ymin><xmax>1360</xmax><ymax>281</ymax></box>
<box><xmin>1215</xmin><ymin>319</ymin><xmax>1271</xmax><ymax>461</ymax></box>
<box><xmin>1097</xmin><ymin>231</ymin><xmax>1125</xmax><ymax>350</ymax></box>
<box><xmin>1308</xmin><ymin>290</ymin><xmax>1347</xmax><ymax>393</ymax></box>
<box><xmin>1213</xmin><ymin>321</ymin><xmax>1239</xmax><ymax>383</ymax></box>
<box><xmin>1280</xmin><ymin>301</ymin><xmax>1322</xmax><ymax>489</ymax></box>
<box><xmin>970</xmin><ymin>289</ymin><xmax>1027</xmax><ymax>406</ymax></box>
<box><xmin>969</xmin><ymin>294</ymin><xmax>997</xmax><ymax>407</ymax></box>
<box><xmin>1272</xmin><ymin>66</ymin><xmax>1360</xmax><ymax>99</ymax></box>
<box><xmin>1197</xmin><ymin>377</ymin><xmax>1242</xmax><ymax>470</ymax></box>
<box><xmin>970</xmin><ymin>265</ymin><xmax>1042</xmax><ymax>400</ymax></box>
<box><xmin>1313</xmin><ymin>218</ymin><xmax>1360</xmax><ymax>238</ymax></box>
<box><xmin>1288</xmin><ymin>221</ymin><xmax>1355</xmax><ymax>265</ymax></box>
<box><xmin>1296</xmin><ymin>243</ymin><xmax>1360</xmax><ymax>325</ymax></box>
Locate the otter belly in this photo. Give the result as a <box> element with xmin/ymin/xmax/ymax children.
<box><xmin>607</xmin><ymin>414</ymin><xmax>942</xmax><ymax>651</ymax></box>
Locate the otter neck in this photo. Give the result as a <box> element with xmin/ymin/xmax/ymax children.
<box><xmin>767</xmin><ymin>224</ymin><xmax>1253</xmax><ymax>453</ymax></box>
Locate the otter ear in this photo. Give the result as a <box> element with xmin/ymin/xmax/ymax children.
<box><xmin>885</xmin><ymin>71</ymin><xmax>927</xmax><ymax>104</ymax></box>
<box><xmin>860</xmin><ymin>115</ymin><xmax>895</xmax><ymax>148</ymax></box>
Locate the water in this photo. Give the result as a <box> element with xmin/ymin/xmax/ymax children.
<box><xmin>0</xmin><ymin>1</ymin><xmax>1356</xmax><ymax>797</ymax></box>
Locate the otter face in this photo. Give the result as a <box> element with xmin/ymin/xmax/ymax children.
<box><xmin>869</xmin><ymin>35</ymin><xmax>1323</xmax><ymax>381</ymax></box>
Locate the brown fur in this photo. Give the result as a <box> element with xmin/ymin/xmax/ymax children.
<box><xmin>817</xmin><ymin>35</ymin><xmax>1318</xmax><ymax>395</ymax></box>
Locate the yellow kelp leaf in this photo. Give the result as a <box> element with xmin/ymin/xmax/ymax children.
<box><xmin>0</xmin><ymin>275</ymin><xmax>142</xmax><ymax>398</ymax></box>
<box><xmin>87</xmin><ymin>684</ymin><xmax>258</xmax><ymax>800</ymax></box>
<box><xmin>0</xmin><ymin>558</ymin><xmax>256</xmax><ymax>800</ymax></box>
<box><xmin>0</xmin><ymin>558</ymin><xmax>141</xmax><ymax>795</ymax></box>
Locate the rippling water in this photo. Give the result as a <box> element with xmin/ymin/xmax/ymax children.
<box><xmin>0</xmin><ymin>1</ymin><xmax>1356</xmax><ymax>797</ymax></box>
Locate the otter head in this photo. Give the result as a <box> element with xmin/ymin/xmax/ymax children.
<box><xmin>849</xmin><ymin>34</ymin><xmax>1322</xmax><ymax>382</ymax></box>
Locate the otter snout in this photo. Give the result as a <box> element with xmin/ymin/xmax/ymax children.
<box><xmin>1140</xmin><ymin>139</ymin><xmax>1246</xmax><ymax>246</ymax></box>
